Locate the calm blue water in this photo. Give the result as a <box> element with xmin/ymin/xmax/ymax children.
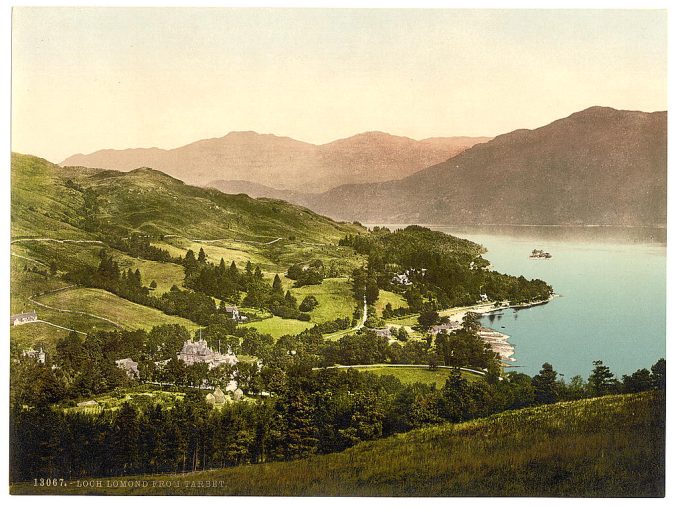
<box><xmin>383</xmin><ymin>225</ymin><xmax>667</xmax><ymax>379</ymax></box>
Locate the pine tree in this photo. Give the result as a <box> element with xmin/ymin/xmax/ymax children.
<box><xmin>272</xmin><ymin>274</ymin><xmax>283</xmax><ymax>294</ymax></box>
<box><xmin>229</xmin><ymin>260</ymin><xmax>239</xmax><ymax>279</ymax></box>
<box><xmin>532</xmin><ymin>362</ymin><xmax>559</xmax><ymax>404</ymax></box>
<box><xmin>282</xmin><ymin>390</ymin><xmax>319</xmax><ymax>460</ymax></box>
<box><xmin>198</xmin><ymin>248</ymin><xmax>207</xmax><ymax>264</ymax></box>
<box><xmin>588</xmin><ymin>360</ymin><xmax>616</xmax><ymax>396</ymax></box>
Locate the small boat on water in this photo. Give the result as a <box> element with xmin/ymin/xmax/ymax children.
<box><xmin>530</xmin><ymin>249</ymin><xmax>552</xmax><ymax>259</ymax></box>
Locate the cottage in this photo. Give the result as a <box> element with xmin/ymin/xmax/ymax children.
<box><xmin>369</xmin><ymin>327</ymin><xmax>393</xmax><ymax>338</ymax></box>
<box><xmin>11</xmin><ymin>311</ymin><xmax>37</xmax><ymax>326</ymax></box>
<box><xmin>391</xmin><ymin>273</ymin><xmax>412</xmax><ymax>286</ymax></box>
<box><xmin>77</xmin><ymin>400</ymin><xmax>99</xmax><ymax>408</ymax></box>
<box><xmin>115</xmin><ymin>358</ymin><xmax>140</xmax><ymax>379</ymax></box>
<box><xmin>206</xmin><ymin>386</ymin><xmax>228</xmax><ymax>405</ymax></box>
<box><xmin>224</xmin><ymin>306</ymin><xmax>247</xmax><ymax>322</ymax></box>
<box><xmin>213</xmin><ymin>386</ymin><xmax>226</xmax><ymax>404</ymax></box>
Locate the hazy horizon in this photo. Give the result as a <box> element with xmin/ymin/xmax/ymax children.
<box><xmin>12</xmin><ymin>8</ymin><xmax>667</xmax><ymax>163</ymax></box>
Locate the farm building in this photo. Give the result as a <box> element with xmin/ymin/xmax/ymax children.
<box><xmin>10</xmin><ymin>311</ymin><xmax>37</xmax><ymax>326</ymax></box>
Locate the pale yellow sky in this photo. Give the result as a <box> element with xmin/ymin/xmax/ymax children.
<box><xmin>11</xmin><ymin>8</ymin><xmax>667</xmax><ymax>163</ymax></box>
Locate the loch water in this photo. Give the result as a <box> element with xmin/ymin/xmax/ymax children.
<box><xmin>393</xmin><ymin>225</ymin><xmax>666</xmax><ymax>379</ymax></box>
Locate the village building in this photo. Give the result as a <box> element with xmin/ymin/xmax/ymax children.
<box><xmin>10</xmin><ymin>311</ymin><xmax>37</xmax><ymax>326</ymax></box>
<box><xmin>224</xmin><ymin>306</ymin><xmax>247</xmax><ymax>322</ymax></box>
<box><xmin>115</xmin><ymin>358</ymin><xmax>140</xmax><ymax>379</ymax></box>
<box><xmin>431</xmin><ymin>320</ymin><xmax>463</xmax><ymax>335</ymax></box>
<box><xmin>391</xmin><ymin>273</ymin><xmax>412</xmax><ymax>286</ymax></box>
<box><xmin>392</xmin><ymin>268</ymin><xmax>427</xmax><ymax>286</ymax></box>
<box><xmin>369</xmin><ymin>327</ymin><xmax>393</xmax><ymax>339</ymax></box>
<box><xmin>177</xmin><ymin>338</ymin><xmax>238</xmax><ymax>370</ymax></box>
<box><xmin>22</xmin><ymin>346</ymin><xmax>46</xmax><ymax>364</ymax></box>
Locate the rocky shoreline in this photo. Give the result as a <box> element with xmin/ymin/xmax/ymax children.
<box><xmin>441</xmin><ymin>295</ymin><xmax>556</xmax><ymax>363</ymax></box>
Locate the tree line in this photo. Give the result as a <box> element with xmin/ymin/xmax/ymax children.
<box><xmin>10</xmin><ymin>356</ymin><xmax>665</xmax><ymax>482</ymax></box>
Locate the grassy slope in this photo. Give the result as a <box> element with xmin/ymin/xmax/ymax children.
<box><xmin>10</xmin><ymin>392</ymin><xmax>664</xmax><ymax>496</ymax></box>
<box><xmin>10</xmin><ymin>153</ymin><xmax>365</xmax><ymax>347</ymax></box>
<box><xmin>288</xmin><ymin>277</ymin><xmax>356</xmax><ymax>324</ymax></box>
<box><xmin>37</xmin><ymin>287</ymin><xmax>200</xmax><ymax>332</ymax></box>
<box><xmin>354</xmin><ymin>366</ymin><xmax>478</xmax><ymax>388</ymax></box>
<box><xmin>375</xmin><ymin>289</ymin><xmax>408</xmax><ymax>316</ymax></box>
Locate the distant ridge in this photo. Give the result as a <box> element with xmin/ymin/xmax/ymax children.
<box><xmin>304</xmin><ymin>107</ymin><xmax>667</xmax><ymax>227</ymax></box>
<box><xmin>61</xmin><ymin>131</ymin><xmax>490</xmax><ymax>192</ymax></box>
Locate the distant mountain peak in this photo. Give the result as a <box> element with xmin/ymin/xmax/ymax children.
<box><xmin>60</xmin><ymin>130</ymin><xmax>488</xmax><ymax>192</ymax></box>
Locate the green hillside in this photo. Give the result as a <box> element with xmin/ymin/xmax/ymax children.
<box><xmin>11</xmin><ymin>392</ymin><xmax>664</xmax><ymax>497</ymax></box>
<box><xmin>10</xmin><ymin>153</ymin><xmax>365</xmax><ymax>347</ymax></box>
<box><xmin>11</xmin><ymin>152</ymin><xmax>363</xmax><ymax>260</ymax></box>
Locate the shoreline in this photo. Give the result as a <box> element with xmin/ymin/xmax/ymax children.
<box><xmin>439</xmin><ymin>295</ymin><xmax>556</xmax><ymax>363</ymax></box>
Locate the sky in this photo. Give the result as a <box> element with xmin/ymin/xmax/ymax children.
<box><xmin>11</xmin><ymin>7</ymin><xmax>667</xmax><ymax>163</ymax></box>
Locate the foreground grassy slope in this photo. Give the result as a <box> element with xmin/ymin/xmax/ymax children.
<box><xmin>11</xmin><ymin>392</ymin><xmax>664</xmax><ymax>496</ymax></box>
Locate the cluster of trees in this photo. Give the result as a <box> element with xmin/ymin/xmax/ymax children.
<box><xmin>382</xmin><ymin>302</ymin><xmax>412</xmax><ymax>319</ymax></box>
<box><xmin>530</xmin><ymin>359</ymin><xmax>666</xmax><ymax>403</ymax></box>
<box><xmin>10</xmin><ymin>356</ymin><xmax>666</xmax><ymax>482</ymax></box>
<box><xmin>106</xmin><ymin>233</ymin><xmax>177</xmax><ymax>264</ymax></box>
<box><xmin>65</xmin><ymin>250</ymin><xmax>150</xmax><ymax>303</ymax></box>
<box><xmin>286</xmin><ymin>260</ymin><xmax>326</xmax><ymax>287</ymax></box>
<box><xmin>341</xmin><ymin>226</ymin><xmax>553</xmax><ymax>310</ymax></box>
<box><xmin>183</xmin><ymin>249</ymin><xmax>256</xmax><ymax>303</ymax></box>
<box><xmin>64</xmin><ymin>250</ymin><xmax>239</xmax><ymax>326</ymax></box>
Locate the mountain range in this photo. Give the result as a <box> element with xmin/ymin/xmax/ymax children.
<box><xmin>61</xmin><ymin>131</ymin><xmax>489</xmax><ymax>192</ymax></box>
<box><xmin>61</xmin><ymin>107</ymin><xmax>667</xmax><ymax>227</ymax></box>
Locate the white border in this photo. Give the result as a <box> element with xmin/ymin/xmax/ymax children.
<box><xmin>1</xmin><ymin>1</ymin><xmax>676</xmax><ymax>508</ymax></box>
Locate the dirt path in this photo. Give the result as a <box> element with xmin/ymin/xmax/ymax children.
<box><xmin>10</xmin><ymin>238</ymin><xmax>104</xmax><ymax>245</ymax></box>
<box><xmin>33</xmin><ymin>319</ymin><xmax>87</xmax><ymax>336</ymax></box>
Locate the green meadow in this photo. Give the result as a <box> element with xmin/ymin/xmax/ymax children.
<box><xmin>288</xmin><ymin>277</ymin><xmax>356</xmax><ymax>324</ymax></box>
<box><xmin>245</xmin><ymin>316</ymin><xmax>315</xmax><ymax>339</ymax></box>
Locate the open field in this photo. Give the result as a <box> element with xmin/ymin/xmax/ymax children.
<box><xmin>354</xmin><ymin>366</ymin><xmax>480</xmax><ymax>387</ymax></box>
<box><xmin>375</xmin><ymin>289</ymin><xmax>408</xmax><ymax>316</ymax></box>
<box><xmin>245</xmin><ymin>316</ymin><xmax>315</xmax><ymax>339</ymax></box>
<box><xmin>11</xmin><ymin>392</ymin><xmax>664</xmax><ymax>496</ymax></box>
<box><xmin>37</xmin><ymin>287</ymin><xmax>200</xmax><ymax>331</ymax></box>
<box><xmin>288</xmin><ymin>277</ymin><xmax>355</xmax><ymax>324</ymax></box>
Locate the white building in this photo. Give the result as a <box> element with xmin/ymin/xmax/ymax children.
<box><xmin>11</xmin><ymin>311</ymin><xmax>37</xmax><ymax>326</ymax></box>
